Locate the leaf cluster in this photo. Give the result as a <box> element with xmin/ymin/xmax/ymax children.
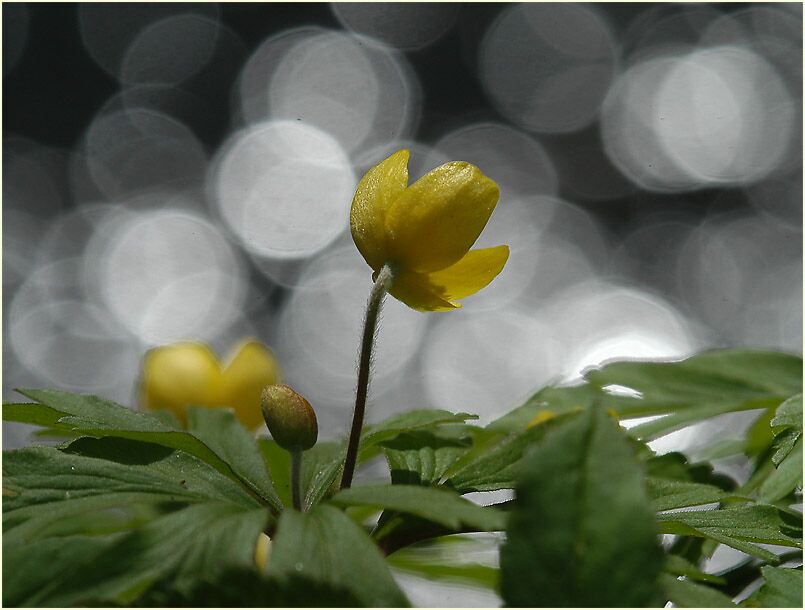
<box><xmin>3</xmin><ymin>349</ymin><xmax>802</xmax><ymax>607</ymax></box>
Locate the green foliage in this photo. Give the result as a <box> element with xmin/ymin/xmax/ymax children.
<box><xmin>499</xmin><ymin>405</ymin><xmax>665</xmax><ymax>607</ymax></box>
<box><xmin>742</xmin><ymin>566</ymin><xmax>803</xmax><ymax>608</ymax></box>
<box><xmin>3</xmin><ymin>349</ymin><xmax>802</xmax><ymax>607</ymax></box>
<box><xmin>269</xmin><ymin>505</ymin><xmax>410</xmax><ymax>607</ymax></box>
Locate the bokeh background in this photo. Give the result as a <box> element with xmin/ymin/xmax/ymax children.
<box><xmin>3</xmin><ymin>2</ymin><xmax>802</xmax><ymax>605</ymax></box>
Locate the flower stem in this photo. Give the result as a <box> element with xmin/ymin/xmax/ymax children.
<box><xmin>341</xmin><ymin>263</ymin><xmax>394</xmax><ymax>489</ymax></box>
<box><xmin>291</xmin><ymin>448</ymin><xmax>303</xmax><ymax>511</ymax></box>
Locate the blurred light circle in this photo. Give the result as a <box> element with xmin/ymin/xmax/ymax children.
<box><xmin>544</xmin><ymin>281</ymin><xmax>699</xmax><ymax>379</ymax></box>
<box><xmin>212</xmin><ymin>120</ymin><xmax>354</xmax><ymax>260</ymax></box>
<box><xmin>83</xmin><ymin>107</ymin><xmax>208</xmax><ymax>198</ymax></box>
<box><xmin>3</xmin><ymin>209</ymin><xmax>47</xmax><ymax>291</ymax></box>
<box><xmin>276</xmin><ymin>243</ymin><xmax>426</xmax><ymax>432</ymax></box>
<box><xmin>239</xmin><ymin>27</ymin><xmax>420</xmax><ymax>155</ymax></box>
<box><xmin>479</xmin><ymin>3</ymin><xmax>617</xmax><ymax>133</ymax></box>
<box><xmin>428</xmin><ymin>122</ymin><xmax>558</xmax><ymax>197</ymax></box>
<box><xmin>120</xmin><ymin>14</ymin><xmax>219</xmax><ymax>85</ymax></box>
<box><xmin>84</xmin><ymin>208</ymin><xmax>246</xmax><ymax>345</ymax></box>
<box><xmin>675</xmin><ymin>212</ymin><xmax>801</xmax><ymax>344</ymax></box>
<box><xmin>622</xmin><ymin>4</ymin><xmax>721</xmax><ymax>57</ymax></box>
<box><xmin>78</xmin><ymin>4</ymin><xmax>219</xmax><ymax>81</ymax></box>
<box><xmin>9</xmin><ymin>294</ymin><xmax>139</xmax><ymax>394</ymax></box>
<box><xmin>331</xmin><ymin>3</ymin><xmax>459</xmax><ymax>51</ymax></box>
<box><xmin>601</xmin><ymin>53</ymin><xmax>702</xmax><ymax>192</ymax></box>
<box><xmin>422</xmin><ymin>307</ymin><xmax>561</xmax><ymax>420</ymax></box>
<box><xmin>653</xmin><ymin>46</ymin><xmax>794</xmax><ymax>186</ymax></box>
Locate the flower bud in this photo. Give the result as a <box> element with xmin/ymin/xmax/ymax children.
<box><xmin>261</xmin><ymin>384</ymin><xmax>318</xmax><ymax>451</ymax></box>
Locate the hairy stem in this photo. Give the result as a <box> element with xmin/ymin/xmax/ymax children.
<box><xmin>341</xmin><ymin>263</ymin><xmax>394</xmax><ymax>489</ymax></box>
<box><xmin>291</xmin><ymin>448</ymin><xmax>303</xmax><ymax>511</ymax></box>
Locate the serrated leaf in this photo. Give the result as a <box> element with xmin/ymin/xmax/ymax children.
<box><xmin>359</xmin><ymin>409</ymin><xmax>477</xmax><ymax>461</ymax></box>
<box><xmin>742</xmin><ymin>566</ymin><xmax>803</xmax><ymax>608</ymax></box>
<box><xmin>759</xmin><ymin>436</ymin><xmax>803</xmax><ymax>503</ymax></box>
<box><xmin>5</xmin><ymin>390</ymin><xmax>281</xmax><ymax>510</ymax></box>
<box><xmin>330</xmin><ymin>484</ymin><xmax>507</xmax><ymax>533</ymax></box>
<box><xmin>185</xmin><ymin>407</ymin><xmax>281</xmax><ymax>509</ymax></box>
<box><xmin>269</xmin><ymin>504</ymin><xmax>410</xmax><ymax>607</ymax></box>
<box><xmin>660</xmin><ymin>573</ymin><xmax>736</xmax><ymax>607</ymax></box>
<box><xmin>445</xmin><ymin>412</ymin><xmax>578</xmax><ymax>493</ymax></box>
<box><xmin>4</xmin><ymin>502</ymin><xmax>269</xmax><ymax>607</ymax></box>
<box><xmin>3</xmin><ymin>439</ymin><xmax>260</xmax><ymax>542</ymax></box>
<box><xmin>647</xmin><ymin>477</ymin><xmax>744</xmax><ymax>511</ymax></box>
<box><xmin>657</xmin><ymin>505</ymin><xmax>802</xmax><ymax>562</ymax></box>
<box><xmin>381</xmin><ymin>428</ymin><xmax>474</xmax><ymax>486</ymax></box>
<box><xmin>499</xmin><ymin>406</ymin><xmax>664</xmax><ymax>607</ymax></box>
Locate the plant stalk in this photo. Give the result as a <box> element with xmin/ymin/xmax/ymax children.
<box><xmin>291</xmin><ymin>448</ymin><xmax>303</xmax><ymax>511</ymax></box>
<box><xmin>340</xmin><ymin>263</ymin><xmax>394</xmax><ymax>489</ymax></box>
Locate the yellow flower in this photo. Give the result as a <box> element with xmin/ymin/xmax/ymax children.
<box><xmin>140</xmin><ymin>340</ymin><xmax>280</xmax><ymax>430</ymax></box>
<box><xmin>350</xmin><ymin>149</ymin><xmax>509</xmax><ymax>311</ymax></box>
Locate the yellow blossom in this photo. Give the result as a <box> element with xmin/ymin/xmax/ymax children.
<box><xmin>140</xmin><ymin>340</ymin><xmax>280</xmax><ymax>430</ymax></box>
<box><xmin>350</xmin><ymin>149</ymin><xmax>509</xmax><ymax>311</ymax></box>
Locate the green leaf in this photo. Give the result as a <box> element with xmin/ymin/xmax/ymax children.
<box><xmin>389</xmin><ymin>556</ymin><xmax>498</xmax><ymax>590</ymax></box>
<box><xmin>647</xmin><ymin>477</ymin><xmax>744</xmax><ymax>511</ymax></box>
<box><xmin>657</xmin><ymin>505</ymin><xmax>802</xmax><ymax>562</ymax></box>
<box><xmin>499</xmin><ymin>405</ymin><xmax>664</xmax><ymax>607</ymax></box>
<box><xmin>665</xmin><ymin>554</ymin><xmax>725</xmax><ymax>585</ymax></box>
<box><xmin>269</xmin><ymin>504</ymin><xmax>409</xmax><ymax>607</ymax></box>
<box><xmin>138</xmin><ymin>568</ymin><xmax>361</xmax><ymax>607</ymax></box>
<box><xmin>359</xmin><ymin>409</ymin><xmax>477</xmax><ymax>461</ymax></box>
<box><xmin>3</xmin><ymin>440</ymin><xmax>261</xmax><ymax>543</ymax></box>
<box><xmin>185</xmin><ymin>407</ymin><xmax>281</xmax><ymax>510</ymax></box>
<box><xmin>759</xmin><ymin>436</ymin><xmax>803</xmax><ymax>502</ymax></box>
<box><xmin>742</xmin><ymin>566</ymin><xmax>803</xmax><ymax>608</ymax></box>
<box><xmin>260</xmin><ymin>439</ymin><xmax>344</xmax><ymax>511</ymax></box>
<box><xmin>5</xmin><ymin>390</ymin><xmax>281</xmax><ymax>510</ymax></box>
<box><xmin>585</xmin><ymin>350</ymin><xmax>802</xmax><ymax>440</ymax></box>
<box><xmin>445</xmin><ymin>412</ymin><xmax>578</xmax><ymax>493</ymax></box>
<box><xmin>330</xmin><ymin>484</ymin><xmax>507</xmax><ymax>533</ymax></box>
<box><xmin>4</xmin><ymin>502</ymin><xmax>269</xmax><ymax>607</ymax></box>
<box><xmin>487</xmin><ymin>383</ymin><xmax>619</xmax><ymax>433</ymax></box>
<box><xmin>381</xmin><ymin>428</ymin><xmax>474</xmax><ymax>485</ymax></box>
<box><xmin>660</xmin><ymin>573</ymin><xmax>736</xmax><ymax>607</ymax></box>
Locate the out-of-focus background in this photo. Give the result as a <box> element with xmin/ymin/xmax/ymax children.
<box><xmin>4</xmin><ymin>4</ymin><xmax>802</xmax><ymax>451</ymax></box>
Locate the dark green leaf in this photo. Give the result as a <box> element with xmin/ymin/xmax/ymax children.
<box><xmin>269</xmin><ymin>504</ymin><xmax>409</xmax><ymax>607</ymax></box>
<box><xmin>742</xmin><ymin>566</ymin><xmax>803</xmax><ymax>608</ymax></box>
<box><xmin>381</xmin><ymin>428</ymin><xmax>474</xmax><ymax>485</ymax></box>
<box><xmin>137</xmin><ymin>568</ymin><xmax>361</xmax><ymax>607</ymax></box>
<box><xmin>330</xmin><ymin>484</ymin><xmax>507</xmax><ymax>532</ymax></box>
<box><xmin>5</xmin><ymin>390</ymin><xmax>280</xmax><ymax>510</ymax></box>
<box><xmin>660</xmin><ymin>573</ymin><xmax>736</xmax><ymax>607</ymax></box>
<box><xmin>500</xmin><ymin>405</ymin><xmax>664</xmax><ymax>607</ymax></box>
<box><xmin>657</xmin><ymin>505</ymin><xmax>802</xmax><ymax>562</ymax></box>
<box><xmin>4</xmin><ymin>440</ymin><xmax>260</xmax><ymax>543</ymax></box>
<box><xmin>4</xmin><ymin>502</ymin><xmax>269</xmax><ymax>607</ymax></box>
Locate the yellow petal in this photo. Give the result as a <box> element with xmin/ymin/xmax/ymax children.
<box><xmin>385</xmin><ymin>161</ymin><xmax>500</xmax><ymax>273</ymax></box>
<box><xmin>389</xmin><ymin>272</ymin><xmax>459</xmax><ymax>312</ymax></box>
<box><xmin>350</xmin><ymin>149</ymin><xmax>410</xmax><ymax>270</ymax></box>
<box><xmin>220</xmin><ymin>340</ymin><xmax>280</xmax><ymax>430</ymax></box>
<box><xmin>424</xmin><ymin>245</ymin><xmax>510</xmax><ymax>300</ymax></box>
<box><xmin>389</xmin><ymin>245</ymin><xmax>509</xmax><ymax>312</ymax></box>
<box><xmin>140</xmin><ymin>343</ymin><xmax>222</xmax><ymax>423</ymax></box>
